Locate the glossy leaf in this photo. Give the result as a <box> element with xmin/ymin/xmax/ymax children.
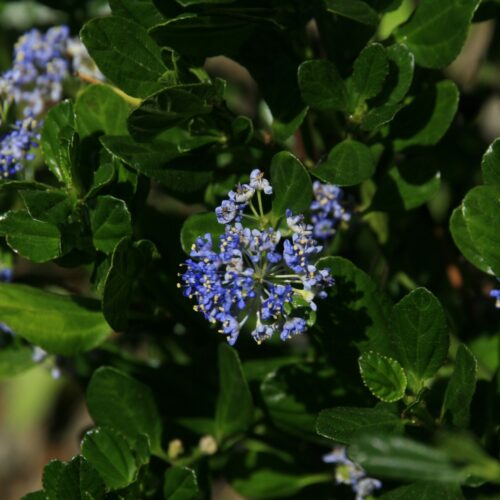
<box><xmin>82</xmin><ymin>427</ymin><xmax>138</xmax><ymax>490</ymax></box>
<box><xmin>271</xmin><ymin>151</ymin><xmax>312</xmax><ymax>217</ymax></box>
<box><xmin>163</xmin><ymin>467</ymin><xmax>199</xmax><ymax>500</ymax></box>
<box><xmin>215</xmin><ymin>343</ymin><xmax>253</xmax><ymax>442</ymax></box>
<box><xmin>359</xmin><ymin>351</ymin><xmax>407</xmax><ymax>402</ymax></box>
<box><xmin>396</xmin><ymin>0</ymin><xmax>480</xmax><ymax>68</ymax></box>
<box><xmin>81</xmin><ymin>17</ymin><xmax>168</xmax><ymax>98</ymax></box>
<box><xmin>109</xmin><ymin>0</ymin><xmax>165</xmax><ymax>28</ymax></box>
<box><xmin>450</xmin><ymin>206</ymin><xmax>491</xmax><ymax>274</ymax></box>
<box><xmin>442</xmin><ymin>345</ymin><xmax>477</xmax><ymax>428</ymax></box>
<box><xmin>392</xmin><ymin>81</ymin><xmax>459</xmax><ymax>151</ymax></box>
<box><xmin>324</xmin><ymin>0</ymin><xmax>379</xmax><ymax>25</ymax></box>
<box><xmin>317</xmin><ymin>407</ymin><xmax>404</xmax><ymax>444</ymax></box>
<box><xmin>0</xmin><ymin>211</ymin><xmax>61</xmax><ymax>262</ymax></box>
<box><xmin>352</xmin><ymin>43</ymin><xmax>389</xmax><ymax>103</ymax></box>
<box><xmin>462</xmin><ymin>185</ymin><xmax>500</xmax><ymax>275</ymax></box>
<box><xmin>313</xmin><ymin>139</ymin><xmax>376</xmax><ymax>186</ymax></box>
<box><xmin>86</xmin><ymin>366</ymin><xmax>163</xmax><ymax>455</ymax></box>
<box><xmin>41</xmin><ymin>100</ymin><xmax>76</xmax><ymax>186</ymax></box>
<box><xmin>89</xmin><ymin>195</ymin><xmax>132</xmax><ymax>254</ymax></box>
<box><xmin>350</xmin><ymin>434</ymin><xmax>466</xmax><ymax>482</ymax></box>
<box><xmin>388</xmin><ymin>288</ymin><xmax>449</xmax><ymax>390</ymax></box>
<box><xmin>75</xmin><ymin>84</ymin><xmax>130</xmax><ymax>138</ymax></box>
<box><xmin>0</xmin><ymin>283</ymin><xmax>109</xmax><ymax>355</ymax></box>
<box><xmin>102</xmin><ymin>238</ymin><xmax>157</xmax><ymax>331</ymax></box>
<box><xmin>385</xmin><ymin>43</ymin><xmax>415</xmax><ymax>105</ymax></box>
<box><xmin>316</xmin><ymin>257</ymin><xmax>393</xmax><ymax>354</ymax></box>
<box><xmin>482</xmin><ymin>138</ymin><xmax>500</xmax><ymax>185</ymax></box>
<box><xmin>298</xmin><ymin>59</ymin><xmax>349</xmax><ymax>112</ymax></box>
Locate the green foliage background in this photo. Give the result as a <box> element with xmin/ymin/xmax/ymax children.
<box><xmin>1</xmin><ymin>0</ymin><xmax>500</xmax><ymax>498</ymax></box>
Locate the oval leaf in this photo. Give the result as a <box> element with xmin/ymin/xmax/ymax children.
<box><xmin>388</xmin><ymin>287</ymin><xmax>449</xmax><ymax>390</ymax></box>
<box><xmin>0</xmin><ymin>283</ymin><xmax>109</xmax><ymax>355</ymax></box>
<box><xmin>271</xmin><ymin>151</ymin><xmax>312</xmax><ymax>217</ymax></box>
<box><xmin>313</xmin><ymin>139</ymin><xmax>376</xmax><ymax>186</ymax></box>
<box><xmin>358</xmin><ymin>351</ymin><xmax>407</xmax><ymax>402</ymax></box>
<box><xmin>298</xmin><ymin>59</ymin><xmax>349</xmax><ymax>112</ymax></box>
<box><xmin>81</xmin><ymin>17</ymin><xmax>167</xmax><ymax>98</ymax></box>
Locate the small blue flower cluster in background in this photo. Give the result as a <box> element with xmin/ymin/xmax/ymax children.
<box><xmin>490</xmin><ymin>282</ymin><xmax>500</xmax><ymax>309</ymax></box>
<box><xmin>323</xmin><ymin>446</ymin><xmax>382</xmax><ymax>500</ymax></box>
<box><xmin>311</xmin><ymin>181</ymin><xmax>351</xmax><ymax>241</ymax></box>
<box><xmin>180</xmin><ymin>169</ymin><xmax>334</xmax><ymax>345</ymax></box>
<box><xmin>1</xmin><ymin>26</ymin><xmax>71</xmax><ymax>116</ymax></box>
<box><xmin>0</xmin><ymin>26</ymin><xmax>102</xmax><ymax>179</ymax></box>
<box><xmin>0</xmin><ymin>117</ymin><xmax>40</xmax><ymax>178</ymax></box>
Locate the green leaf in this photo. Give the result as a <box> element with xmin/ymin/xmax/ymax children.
<box><xmin>316</xmin><ymin>257</ymin><xmax>393</xmax><ymax>353</ymax></box>
<box><xmin>324</xmin><ymin>0</ymin><xmax>379</xmax><ymax>25</ymax></box>
<box><xmin>272</xmin><ymin>107</ymin><xmax>308</xmax><ymax>142</ymax></box>
<box><xmin>109</xmin><ymin>0</ymin><xmax>165</xmax><ymax>28</ymax></box>
<box><xmin>87</xmin><ymin>366</ymin><xmax>163</xmax><ymax>455</ymax></box>
<box><xmin>215</xmin><ymin>343</ymin><xmax>253</xmax><ymax>442</ymax></box>
<box><xmin>396</xmin><ymin>0</ymin><xmax>480</xmax><ymax>69</ymax></box>
<box><xmin>102</xmin><ymin>238</ymin><xmax>157</xmax><ymax>330</ymax></box>
<box><xmin>20</xmin><ymin>190</ymin><xmax>74</xmax><ymax>225</ymax></box>
<box><xmin>149</xmin><ymin>15</ymin><xmax>258</xmax><ymax>58</ymax></box>
<box><xmin>482</xmin><ymin>138</ymin><xmax>500</xmax><ymax>185</ymax></box>
<box><xmin>82</xmin><ymin>427</ymin><xmax>138</xmax><ymax>490</ymax></box>
<box><xmin>372</xmin><ymin>159</ymin><xmax>441</xmax><ymax>211</ymax></box>
<box><xmin>127</xmin><ymin>84</ymin><xmax>217</xmax><ymax>140</ymax></box>
<box><xmin>352</xmin><ymin>43</ymin><xmax>389</xmax><ymax>103</ymax></box>
<box><xmin>462</xmin><ymin>185</ymin><xmax>500</xmax><ymax>275</ymax></box>
<box><xmin>231</xmin><ymin>465</ymin><xmax>328</xmax><ymax>499</ymax></box>
<box><xmin>43</xmin><ymin>456</ymin><xmax>105</xmax><ymax>500</ymax></box>
<box><xmin>86</xmin><ymin>163</ymin><xmax>116</xmax><ymax>200</ymax></box>
<box><xmin>75</xmin><ymin>85</ymin><xmax>130</xmax><ymax>138</ymax></box>
<box><xmin>350</xmin><ymin>434</ymin><xmax>465</xmax><ymax>482</ymax></box>
<box><xmin>81</xmin><ymin>17</ymin><xmax>168</xmax><ymax>98</ymax></box>
<box><xmin>392</xmin><ymin>81</ymin><xmax>459</xmax><ymax>151</ymax></box>
<box><xmin>361</xmin><ymin>103</ymin><xmax>403</xmax><ymax>131</ymax></box>
<box><xmin>384</xmin><ymin>43</ymin><xmax>415</xmax><ymax>104</ymax></box>
<box><xmin>381</xmin><ymin>482</ymin><xmax>464</xmax><ymax>499</ymax></box>
<box><xmin>0</xmin><ymin>338</ymin><xmax>36</xmax><ymax>379</ymax></box>
<box><xmin>359</xmin><ymin>351</ymin><xmax>407</xmax><ymax>402</ymax></box>
<box><xmin>89</xmin><ymin>195</ymin><xmax>132</xmax><ymax>254</ymax></box>
<box><xmin>163</xmin><ymin>467</ymin><xmax>200</xmax><ymax>500</ymax></box>
<box><xmin>0</xmin><ymin>211</ymin><xmax>61</xmax><ymax>262</ymax></box>
<box><xmin>261</xmin><ymin>364</ymin><xmax>340</xmax><ymax>441</ymax></box>
<box><xmin>316</xmin><ymin>407</ymin><xmax>404</xmax><ymax>444</ymax></box>
<box><xmin>41</xmin><ymin>100</ymin><xmax>76</xmax><ymax>186</ymax></box>
<box><xmin>0</xmin><ymin>283</ymin><xmax>109</xmax><ymax>354</ymax></box>
<box><xmin>271</xmin><ymin>152</ymin><xmax>312</xmax><ymax>217</ymax></box>
<box><xmin>442</xmin><ymin>345</ymin><xmax>477</xmax><ymax>428</ymax></box>
<box><xmin>180</xmin><ymin>212</ymin><xmax>224</xmax><ymax>255</ymax></box>
<box><xmin>388</xmin><ymin>288</ymin><xmax>449</xmax><ymax>390</ymax></box>
<box><xmin>313</xmin><ymin>139</ymin><xmax>376</xmax><ymax>186</ymax></box>
<box><xmin>298</xmin><ymin>60</ymin><xmax>349</xmax><ymax>112</ymax></box>
<box><xmin>450</xmin><ymin>206</ymin><xmax>491</xmax><ymax>274</ymax></box>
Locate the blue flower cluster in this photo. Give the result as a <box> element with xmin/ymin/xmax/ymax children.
<box><xmin>323</xmin><ymin>446</ymin><xmax>382</xmax><ymax>500</ymax></box>
<box><xmin>0</xmin><ymin>26</ymin><xmax>102</xmax><ymax>179</ymax></box>
<box><xmin>311</xmin><ymin>181</ymin><xmax>351</xmax><ymax>241</ymax></box>
<box><xmin>0</xmin><ymin>117</ymin><xmax>40</xmax><ymax>178</ymax></box>
<box><xmin>180</xmin><ymin>169</ymin><xmax>333</xmax><ymax>345</ymax></box>
<box><xmin>1</xmin><ymin>26</ymin><xmax>72</xmax><ymax>116</ymax></box>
